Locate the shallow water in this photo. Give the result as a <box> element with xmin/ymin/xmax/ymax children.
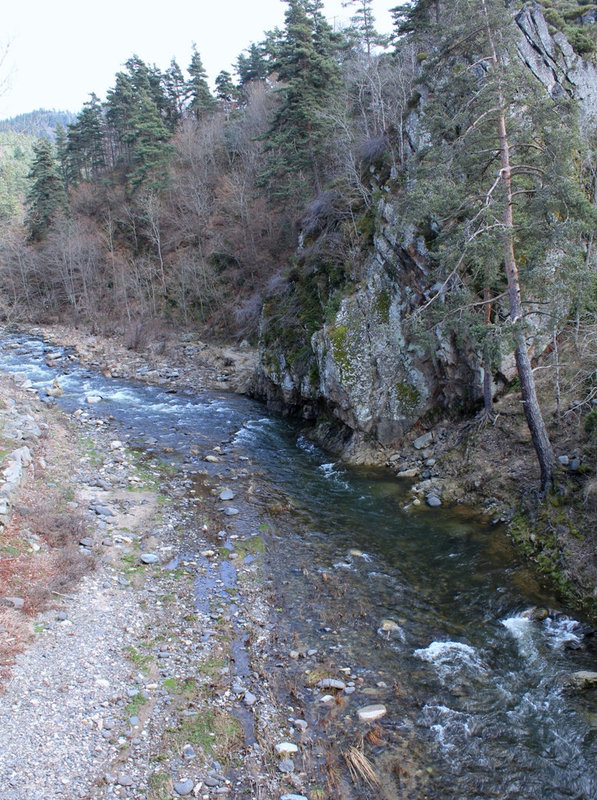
<box><xmin>1</xmin><ymin>332</ymin><xmax>596</xmax><ymax>799</ymax></box>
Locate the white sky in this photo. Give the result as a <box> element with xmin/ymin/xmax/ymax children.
<box><xmin>0</xmin><ymin>0</ymin><xmax>395</xmax><ymax>119</ymax></box>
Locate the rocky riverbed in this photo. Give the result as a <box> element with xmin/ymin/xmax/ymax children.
<box><xmin>0</xmin><ymin>356</ymin><xmax>315</xmax><ymax>800</ymax></box>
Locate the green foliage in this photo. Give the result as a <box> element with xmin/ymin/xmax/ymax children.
<box><xmin>24</xmin><ymin>138</ymin><xmax>68</xmax><ymax>240</ymax></box>
<box><xmin>259</xmin><ymin>0</ymin><xmax>342</xmax><ymax>201</ymax></box>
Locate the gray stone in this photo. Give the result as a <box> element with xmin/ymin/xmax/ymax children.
<box><xmin>174</xmin><ymin>779</ymin><xmax>195</xmax><ymax>796</ymax></box>
<box><xmin>79</xmin><ymin>537</ymin><xmax>94</xmax><ymax>548</ymax></box>
<box><xmin>140</xmin><ymin>553</ymin><xmax>160</xmax><ymax>564</ymax></box>
<box><xmin>426</xmin><ymin>494</ymin><xmax>442</xmax><ymax>507</ymax></box>
<box><xmin>117</xmin><ymin>774</ymin><xmax>134</xmax><ymax>786</ymax></box>
<box><xmin>275</xmin><ymin>742</ymin><xmax>299</xmax><ymax>756</ymax></box>
<box><xmin>3</xmin><ymin>596</ymin><xmax>24</xmax><ymax>610</ymax></box>
<box><xmin>317</xmin><ymin>678</ymin><xmax>346</xmax><ymax>691</ymax></box>
<box><xmin>413</xmin><ymin>432</ymin><xmax>433</xmax><ymax>450</ymax></box>
<box><xmin>278</xmin><ymin>758</ymin><xmax>295</xmax><ymax>774</ymax></box>
<box><xmin>357</xmin><ymin>704</ymin><xmax>387</xmax><ymax>722</ymax></box>
<box><xmin>224</xmin><ymin>507</ymin><xmax>240</xmax><ymax>516</ymax></box>
<box><xmin>557</xmin><ymin>455</ymin><xmax>569</xmax><ymax>466</ymax></box>
<box><xmin>85</xmin><ymin>395</ymin><xmax>103</xmax><ymax>404</ymax></box>
<box><xmin>182</xmin><ymin>744</ymin><xmax>196</xmax><ymax>760</ymax></box>
<box><xmin>93</xmin><ymin>504</ymin><xmax>114</xmax><ymax>517</ymax></box>
<box><xmin>219</xmin><ymin>488</ymin><xmax>235</xmax><ymax>501</ymax></box>
<box><xmin>244</xmin><ymin>691</ymin><xmax>257</xmax><ymax>706</ymax></box>
<box><xmin>280</xmin><ymin>795</ymin><xmax>308</xmax><ymax>800</ymax></box>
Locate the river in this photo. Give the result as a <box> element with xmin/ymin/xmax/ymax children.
<box><xmin>1</xmin><ymin>331</ymin><xmax>595</xmax><ymax>800</ymax></box>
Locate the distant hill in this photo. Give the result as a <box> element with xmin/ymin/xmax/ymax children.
<box><xmin>0</xmin><ymin>109</ymin><xmax>77</xmax><ymax>140</ymax></box>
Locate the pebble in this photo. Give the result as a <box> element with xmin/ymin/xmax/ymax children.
<box><xmin>275</xmin><ymin>742</ymin><xmax>299</xmax><ymax>756</ymax></box>
<box><xmin>174</xmin><ymin>778</ymin><xmax>195</xmax><ymax>796</ymax></box>
<box><xmin>244</xmin><ymin>691</ymin><xmax>257</xmax><ymax>706</ymax></box>
<box><xmin>357</xmin><ymin>704</ymin><xmax>387</xmax><ymax>722</ymax></box>
<box><xmin>317</xmin><ymin>678</ymin><xmax>346</xmax><ymax>690</ymax></box>
<box><xmin>117</xmin><ymin>774</ymin><xmax>134</xmax><ymax>786</ymax></box>
<box><xmin>140</xmin><ymin>553</ymin><xmax>160</xmax><ymax>564</ymax></box>
<box><xmin>426</xmin><ymin>494</ymin><xmax>442</xmax><ymax>507</ymax></box>
<box><xmin>182</xmin><ymin>744</ymin><xmax>196</xmax><ymax>759</ymax></box>
<box><xmin>224</xmin><ymin>507</ymin><xmax>240</xmax><ymax>516</ymax></box>
<box><xmin>2</xmin><ymin>596</ymin><xmax>25</xmax><ymax>610</ymax></box>
<box><xmin>219</xmin><ymin>488</ymin><xmax>235</xmax><ymax>501</ymax></box>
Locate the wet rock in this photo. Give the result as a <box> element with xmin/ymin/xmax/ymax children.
<box><xmin>379</xmin><ymin>619</ymin><xmax>400</xmax><ymax>633</ymax></box>
<box><xmin>357</xmin><ymin>704</ymin><xmax>387</xmax><ymax>722</ymax></box>
<box><xmin>569</xmin><ymin>671</ymin><xmax>597</xmax><ymax>690</ymax></box>
<box><xmin>426</xmin><ymin>494</ymin><xmax>442</xmax><ymax>507</ymax></box>
<box><xmin>85</xmin><ymin>395</ymin><xmax>103</xmax><ymax>404</ymax></box>
<box><xmin>204</xmin><ymin>455</ymin><xmax>220</xmax><ymax>463</ymax></box>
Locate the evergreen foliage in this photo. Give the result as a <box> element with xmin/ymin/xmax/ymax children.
<box><xmin>24</xmin><ymin>138</ymin><xmax>68</xmax><ymax>240</ymax></box>
<box><xmin>260</xmin><ymin>0</ymin><xmax>343</xmax><ymax>200</ymax></box>
<box><xmin>186</xmin><ymin>46</ymin><xmax>217</xmax><ymax>119</ymax></box>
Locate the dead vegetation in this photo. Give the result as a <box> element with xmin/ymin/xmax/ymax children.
<box><xmin>0</xmin><ymin>389</ymin><xmax>94</xmax><ymax>687</ymax></box>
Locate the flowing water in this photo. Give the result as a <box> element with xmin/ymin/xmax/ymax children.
<box><xmin>1</xmin><ymin>332</ymin><xmax>596</xmax><ymax>799</ymax></box>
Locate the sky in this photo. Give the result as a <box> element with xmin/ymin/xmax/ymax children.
<box><xmin>0</xmin><ymin>0</ymin><xmax>395</xmax><ymax>119</ymax></box>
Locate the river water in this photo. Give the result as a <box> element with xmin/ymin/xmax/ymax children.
<box><xmin>1</xmin><ymin>332</ymin><xmax>595</xmax><ymax>799</ymax></box>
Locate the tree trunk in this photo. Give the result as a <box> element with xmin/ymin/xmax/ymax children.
<box><xmin>483</xmin><ymin>0</ymin><xmax>554</xmax><ymax>491</ymax></box>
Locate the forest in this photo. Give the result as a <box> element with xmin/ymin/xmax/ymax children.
<box><xmin>0</xmin><ymin>0</ymin><xmax>596</xmax><ymax>495</ymax></box>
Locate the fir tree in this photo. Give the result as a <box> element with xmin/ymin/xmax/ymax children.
<box><xmin>397</xmin><ymin>0</ymin><xmax>595</xmax><ymax>490</ymax></box>
<box><xmin>261</xmin><ymin>0</ymin><xmax>342</xmax><ymax>200</ymax></box>
<box><xmin>186</xmin><ymin>46</ymin><xmax>216</xmax><ymax>119</ymax></box>
<box><xmin>25</xmin><ymin>138</ymin><xmax>68</xmax><ymax>241</ymax></box>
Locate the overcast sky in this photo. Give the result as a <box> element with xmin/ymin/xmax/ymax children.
<box><xmin>0</xmin><ymin>0</ymin><xmax>395</xmax><ymax>119</ymax></box>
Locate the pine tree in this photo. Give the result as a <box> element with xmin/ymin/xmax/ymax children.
<box><xmin>186</xmin><ymin>46</ymin><xmax>216</xmax><ymax>119</ymax></box>
<box><xmin>106</xmin><ymin>57</ymin><xmax>172</xmax><ymax>191</ymax></box>
<box><xmin>215</xmin><ymin>70</ymin><xmax>237</xmax><ymax>103</ymax></box>
<box><xmin>397</xmin><ymin>0</ymin><xmax>595</xmax><ymax>490</ymax></box>
<box><xmin>261</xmin><ymin>0</ymin><xmax>342</xmax><ymax>200</ymax></box>
<box><xmin>66</xmin><ymin>94</ymin><xmax>106</xmax><ymax>183</ymax></box>
<box><xmin>236</xmin><ymin>42</ymin><xmax>270</xmax><ymax>87</ymax></box>
<box><xmin>343</xmin><ymin>0</ymin><xmax>387</xmax><ymax>59</ymax></box>
<box><xmin>25</xmin><ymin>138</ymin><xmax>68</xmax><ymax>241</ymax></box>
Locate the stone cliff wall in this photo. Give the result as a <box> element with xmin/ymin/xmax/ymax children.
<box><xmin>254</xmin><ymin>4</ymin><xmax>597</xmax><ymax>461</ymax></box>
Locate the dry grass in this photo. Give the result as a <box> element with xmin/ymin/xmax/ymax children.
<box><xmin>343</xmin><ymin>745</ymin><xmax>381</xmax><ymax>789</ymax></box>
<box><xmin>0</xmin><ymin>388</ymin><xmax>95</xmax><ymax>688</ymax></box>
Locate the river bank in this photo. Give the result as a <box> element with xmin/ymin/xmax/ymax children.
<box><xmin>0</xmin><ymin>362</ymin><xmax>306</xmax><ymax>799</ymax></box>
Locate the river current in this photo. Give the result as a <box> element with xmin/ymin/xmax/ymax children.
<box><xmin>0</xmin><ymin>332</ymin><xmax>595</xmax><ymax>799</ymax></box>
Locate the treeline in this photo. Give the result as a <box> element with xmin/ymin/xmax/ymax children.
<box><xmin>0</xmin><ymin>0</ymin><xmax>413</xmax><ymax>335</ymax></box>
<box><xmin>0</xmin><ymin>109</ymin><xmax>77</xmax><ymax>140</ymax></box>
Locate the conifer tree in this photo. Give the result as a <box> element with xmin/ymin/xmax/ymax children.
<box><xmin>25</xmin><ymin>138</ymin><xmax>68</xmax><ymax>241</ymax></box>
<box><xmin>261</xmin><ymin>0</ymin><xmax>342</xmax><ymax>200</ymax></box>
<box><xmin>236</xmin><ymin>42</ymin><xmax>270</xmax><ymax>87</ymax></box>
<box><xmin>343</xmin><ymin>0</ymin><xmax>387</xmax><ymax>59</ymax></box>
<box><xmin>186</xmin><ymin>46</ymin><xmax>216</xmax><ymax>119</ymax></box>
<box><xmin>397</xmin><ymin>0</ymin><xmax>595</xmax><ymax>490</ymax></box>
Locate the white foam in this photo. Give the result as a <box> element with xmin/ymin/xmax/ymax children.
<box><xmin>414</xmin><ymin>641</ymin><xmax>485</xmax><ymax>674</ymax></box>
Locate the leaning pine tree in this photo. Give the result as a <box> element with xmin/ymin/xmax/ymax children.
<box><xmin>395</xmin><ymin>0</ymin><xmax>594</xmax><ymax>491</ymax></box>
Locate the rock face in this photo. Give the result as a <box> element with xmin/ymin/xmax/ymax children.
<box><xmin>254</xmin><ymin>6</ymin><xmax>592</xmax><ymax>461</ymax></box>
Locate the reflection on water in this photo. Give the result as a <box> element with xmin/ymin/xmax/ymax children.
<box><xmin>1</xmin><ymin>332</ymin><xmax>596</xmax><ymax>799</ymax></box>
